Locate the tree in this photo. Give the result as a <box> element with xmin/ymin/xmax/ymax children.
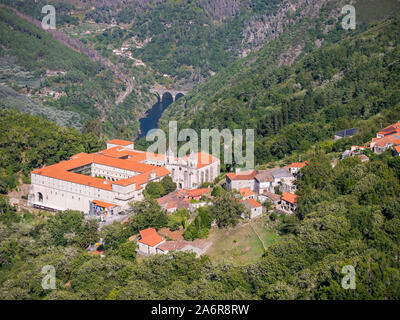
<box><xmin>47</xmin><ymin>210</ymin><xmax>84</xmax><ymax>246</ymax></box>
<box><xmin>128</xmin><ymin>199</ymin><xmax>168</xmax><ymax>233</ymax></box>
<box><xmin>211</xmin><ymin>195</ymin><xmax>244</xmax><ymax>228</ymax></box>
<box><xmin>144</xmin><ymin>182</ymin><xmax>165</xmax><ymax>199</ymax></box>
<box><xmin>76</xmin><ymin>218</ymin><xmax>99</xmax><ymax>248</ymax></box>
<box><xmin>161</xmin><ymin>176</ymin><xmax>177</xmax><ymax>194</ymax></box>
<box><xmin>100</xmin><ymin>222</ymin><xmax>130</xmax><ymax>251</ymax></box>
<box><xmin>211</xmin><ymin>185</ymin><xmax>224</xmax><ymax>197</ymax></box>
<box><xmin>117</xmin><ymin>241</ymin><xmax>137</xmax><ymax>262</ymax></box>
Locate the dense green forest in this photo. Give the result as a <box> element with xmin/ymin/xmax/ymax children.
<box><xmin>1</xmin><ymin>149</ymin><xmax>399</xmax><ymax>299</ymax></box>
<box><xmin>0</xmin><ymin>109</ymin><xmax>101</xmax><ymax>194</ymax></box>
<box><xmin>0</xmin><ymin>6</ymin><xmax>150</xmax><ymax>138</ymax></box>
<box><xmin>160</xmin><ymin>15</ymin><xmax>400</xmax><ymax>166</ymax></box>
<box><xmin>125</xmin><ymin>0</ymin><xmax>283</xmax><ymax>80</ymax></box>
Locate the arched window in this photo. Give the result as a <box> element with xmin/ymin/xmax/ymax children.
<box><xmin>38</xmin><ymin>192</ymin><xmax>43</xmax><ymax>203</ymax></box>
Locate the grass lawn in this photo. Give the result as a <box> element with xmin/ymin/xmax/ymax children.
<box><xmin>205</xmin><ymin>215</ymin><xmax>279</xmax><ymax>266</ymax></box>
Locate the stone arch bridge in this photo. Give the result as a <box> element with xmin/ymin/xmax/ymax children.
<box><xmin>150</xmin><ymin>88</ymin><xmax>188</xmax><ymax>105</ymax></box>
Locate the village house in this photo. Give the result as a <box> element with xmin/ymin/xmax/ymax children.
<box><xmin>137</xmin><ymin>228</ymin><xmax>166</xmax><ymax>255</ymax></box>
<box><xmin>370</xmin><ymin>121</ymin><xmax>400</xmax><ymax>154</ymax></box>
<box><xmin>157</xmin><ymin>189</ymin><xmax>190</xmax><ymax>214</ymax></box>
<box><xmin>241</xmin><ymin>198</ymin><xmax>263</xmax><ymax>219</ymax></box>
<box><xmin>255</xmin><ymin>168</ymin><xmax>295</xmax><ymax>194</ymax></box>
<box><xmin>280</xmin><ymin>192</ymin><xmax>298</xmax><ymax>214</ymax></box>
<box><xmin>226</xmin><ymin>163</ymin><xmax>304</xmax><ymax>200</ymax></box>
<box><xmin>258</xmin><ymin>191</ymin><xmax>281</xmax><ymax>208</ymax></box>
<box><xmin>226</xmin><ymin>169</ymin><xmax>257</xmax><ymax>191</ymax></box>
<box><xmin>239</xmin><ymin>187</ymin><xmax>255</xmax><ymax>200</ymax></box>
<box><xmin>284</xmin><ymin>161</ymin><xmax>308</xmax><ymax>176</ymax></box>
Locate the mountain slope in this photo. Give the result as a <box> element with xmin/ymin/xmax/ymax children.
<box><xmin>160</xmin><ymin>12</ymin><xmax>400</xmax><ymax>165</ymax></box>
<box><xmin>0</xmin><ymin>6</ymin><xmax>155</xmax><ymax>138</ymax></box>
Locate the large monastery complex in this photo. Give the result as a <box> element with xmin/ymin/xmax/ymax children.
<box><xmin>28</xmin><ymin>139</ymin><xmax>220</xmax><ymax>216</ymax></box>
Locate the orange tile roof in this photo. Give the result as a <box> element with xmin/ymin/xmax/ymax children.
<box><xmin>113</xmin><ymin>166</ymin><xmax>170</xmax><ymax>189</ymax></box>
<box><xmin>281</xmin><ymin>192</ymin><xmax>298</xmax><ymax>205</ymax></box>
<box><xmin>241</xmin><ymin>198</ymin><xmax>262</xmax><ymax>209</ymax></box>
<box><xmin>395</xmin><ymin>145</ymin><xmax>400</xmax><ymax>153</ymax></box>
<box><xmin>32</xmin><ymin>150</ymin><xmax>170</xmax><ymax>191</ymax></box>
<box><xmin>186</xmin><ymin>188</ymin><xmax>212</xmax><ymax>198</ymax></box>
<box><xmin>247</xmin><ymin>198</ymin><xmax>262</xmax><ymax>208</ymax></box>
<box><xmin>92</xmin><ymin>200</ymin><xmax>117</xmax><ymax>208</ymax></box>
<box><xmin>226</xmin><ymin>170</ymin><xmax>257</xmax><ymax>181</ymax></box>
<box><xmin>373</xmin><ymin>135</ymin><xmax>400</xmax><ymax>147</ymax></box>
<box><xmin>284</xmin><ymin>161</ymin><xmax>308</xmax><ymax>169</ymax></box>
<box><xmin>90</xmin><ymin>250</ymin><xmax>104</xmax><ymax>256</ymax></box>
<box><xmin>378</xmin><ymin>122</ymin><xmax>400</xmax><ymax>136</ymax></box>
<box><xmin>99</xmin><ymin>146</ymin><xmax>166</xmax><ymax>162</ymax></box>
<box><xmin>239</xmin><ymin>187</ymin><xmax>254</xmax><ymax>198</ymax></box>
<box><xmin>107</xmin><ymin>139</ymin><xmax>133</xmax><ymax>146</ymax></box>
<box><xmin>139</xmin><ymin>228</ymin><xmax>165</xmax><ymax>247</ymax></box>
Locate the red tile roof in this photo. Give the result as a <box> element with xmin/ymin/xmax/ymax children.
<box><xmin>92</xmin><ymin>200</ymin><xmax>117</xmax><ymax>209</ymax></box>
<box><xmin>32</xmin><ymin>150</ymin><xmax>170</xmax><ymax>191</ymax></box>
<box><xmin>226</xmin><ymin>170</ymin><xmax>257</xmax><ymax>181</ymax></box>
<box><xmin>284</xmin><ymin>161</ymin><xmax>308</xmax><ymax>169</ymax></box>
<box><xmin>242</xmin><ymin>198</ymin><xmax>262</xmax><ymax>208</ymax></box>
<box><xmin>377</xmin><ymin>122</ymin><xmax>400</xmax><ymax>136</ymax></box>
<box><xmin>186</xmin><ymin>188</ymin><xmax>212</xmax><ymax>198</ymax></box>
<box><xmin>281</xmin><ymin>192</ymin><xmax>298</xmax><ymax>205</ymax></box>
<box><xmin>239</xmin><ymin>187</ymin><xmax>254</xmax><ymax>198</ymax></box>
<box><xmin>373</xmin><ymin>135</ymin><xmax>400</xmax><ymax>147</ymax></box>
<box><xmin>395</xmin><ymin>145</ymin><xmax>400</xmax><ymax>154</ymax></box>
<box><xmin>138</xmin><ymin>228</ymin><xmax>165</xmax><ymax>247</ymax></box>
<box><xmin>107</xmin><ymin>139</ymin><xmax>133</xmax><ymax>146</ymax></box>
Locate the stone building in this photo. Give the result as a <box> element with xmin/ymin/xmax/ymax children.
<box><xmin>28</xmin><ymin>140</ymin><xmax>220</xmax><ymax>217</ymax></box>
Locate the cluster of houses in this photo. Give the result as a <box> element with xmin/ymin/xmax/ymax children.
<box><xmin>135</xmin><ymin>161</ymin><xmax>305</xmax><ymax>257</ymax></box>
<box><xmin>341</xmin><ymin>145</ymin><xmax>370</xmax><ymax>162</ymax></box>
<box><xmin>112</xmin><ymin>47</ymin><xmax>146</xmax><ymax>66</ymax></box>
<box><xmin>156</xmin><ymin>187</ymin><xmax>212</xmax><ymax>214</ymax></box>
<box><xmin>339</xmin><ymin>121</ymin><xmax>400</xmax><ymax>160</ymax></box>
<box><xmin>370</xmin><ymin>121</ymin><xmax>400</xmax><ymax>155</ymax></box>
<box><xmin>225</xmin><ymin>162</ymin><xmax>305</xmax><ymax>215</ymax></box>
<box><xmin>39</xmin><ymin>88</ymin><xmax>66</xmax><ymax>99</ymax></box>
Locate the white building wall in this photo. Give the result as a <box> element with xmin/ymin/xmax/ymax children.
<box><xmin>167</xmin><ymin>160</ymin><xmax>220</xmax><ymax>189</ymax></box>
<box><xmin>92</xmin><ymin>163</ymin><xmax>139</xmax><ymax>180</ymax></box>
<box><xmin>30</xmin><ymin>173</ymin><xmax>115</xmax><ymax>213</ymax></box>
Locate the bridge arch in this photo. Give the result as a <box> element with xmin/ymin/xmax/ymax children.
<box><xmin>161</xmin><ymin>92</ymin><xmax>174</xmax><ymax>108</ymax></box>
<box><xmin>175</xmin><ymin>92</ymin><xmax>185</xmax><ymax>101</ymax></box>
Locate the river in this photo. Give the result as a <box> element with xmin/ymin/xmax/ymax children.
<box><xmin>138</xmin><ymin>94</ymin><xmax>174</xmax><ymax>139</ymax></box>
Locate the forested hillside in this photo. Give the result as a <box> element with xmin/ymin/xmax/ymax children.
<box><xmin>0</xmin><ymin>6</ymin><xmax>155</xmax><ymax>138</ymax></box>
<box><xmin>3</xmin><ymin>0</ymin><xmax>376</xmax><ymax>86</ymax></box>
<box><xmin>0</xmin><ymin>109</ymin><xmax>101</xmax><ymax>194</ymax></box>
<box><xmin>1</xmin><ymin>149</ymin><xmax>399</xmax><ymax>299</ymax></box>
<box><xmin>160</xmin><ymin>14</ymin><xmax>400</xmax><ymax>166</ymax></box>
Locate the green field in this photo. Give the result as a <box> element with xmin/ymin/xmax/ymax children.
<box><xmin>206</xmin><ymin>216</ymin><xmax>279</xmax><ymax>266</ymax></box>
